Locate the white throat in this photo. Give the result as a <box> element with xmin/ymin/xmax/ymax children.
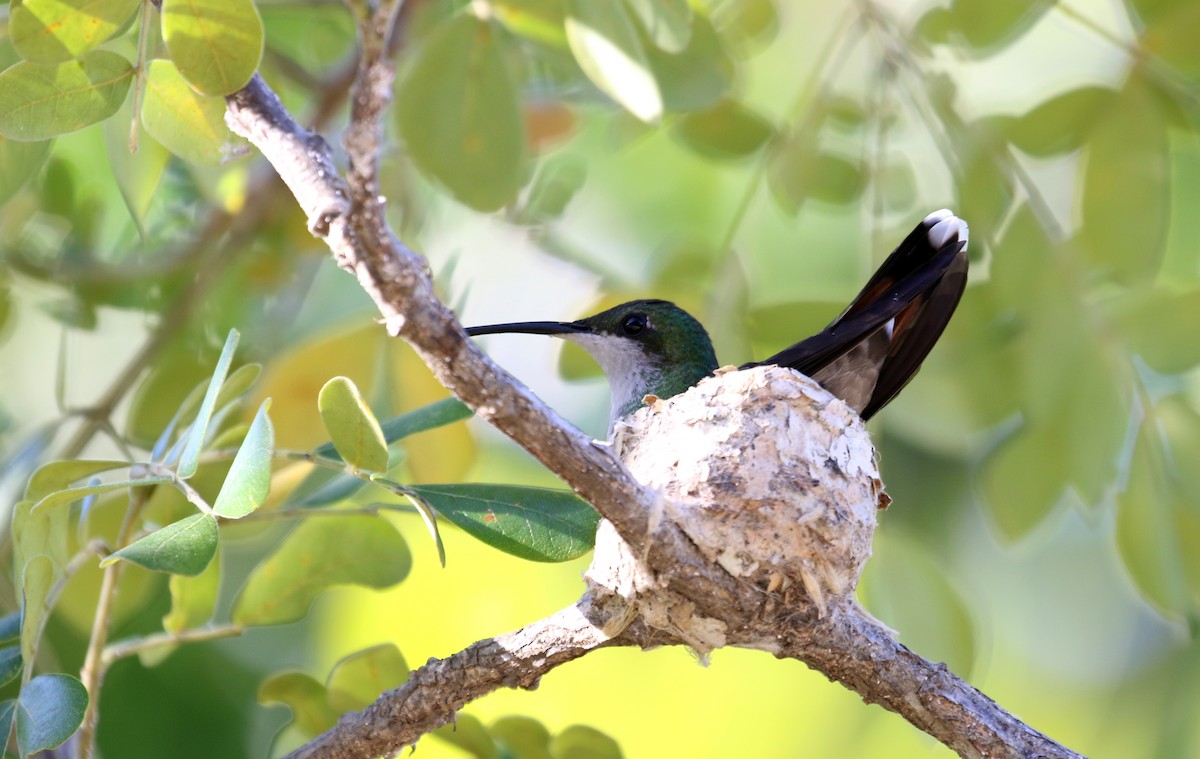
<box><xmin>563</xmin><ymin>333</ymin><xmax>661</xmax><ymax>436</ymax></box>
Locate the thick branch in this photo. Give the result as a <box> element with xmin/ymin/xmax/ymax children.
<box><xmin>284</xmin><ymin>599</ymin><xmax>626</xmax><ymax>759</ymax></box>
<box><xmin>776</xmin><ymin>599</ymin><xmax>1085</xmax><ymax>759</ymax></box>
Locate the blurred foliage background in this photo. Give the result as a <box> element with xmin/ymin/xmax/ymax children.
<box><xmin>2</xmin><ymin>0</ymin><xmax>1200</xmax><ymax>756</ymax></box>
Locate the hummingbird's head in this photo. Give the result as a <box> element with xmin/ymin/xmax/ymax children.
<box><xmin>466</xmin><ymin>299</ymin><xmax>720</xmax><ymax>430</ymax></box>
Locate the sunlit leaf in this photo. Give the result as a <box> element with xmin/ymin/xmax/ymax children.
<box><xmin>1082</xmin><ymin>74</ymin><xmax>1169</xmax><ymax>282</ymax></box>
<box><xmin>0</xmin><ymin>51</ymin><xmax>133</xmax><ymax>141</ymax></box>
<box><xmin>624</xmin><ymin>0</ymin><xmax>691</xmax><ymax>53</ymax></box>
<box><xmin>550</xmin><ymin>725</ymin><xmax>622</xmax><ymax>759</ymax></box>
<box><xmin>10</xmin><ymin>0</ymin><xmax>140</xmax><ymax>62</ymax></box>
<box><xmin>213</xmin><ymin>400</ymin><xmax>274</xmax><ymax>519</ymax></box>
<box><xmin>492</xmin><ymin>716</ymin><xmax>553</xmax><ymax>759</ymax></box>
<box><xmin>1007</xmin><ymin>86</ymin><xmax>1116</xmax><ymax>157</ymax></box>
<box><xmin>179</xmin><ymin>328</ymin><xmax>240</xmax><ymax>478</ymax></box>
<box><xmin>233</xmin><ymin>514</ymin><xmax>412</xmax><ymax>626</ymax></box>
<box><xmin>712</xmin><ymin>0</ymin><xmax>778</xmax><ymax>50</ymax></box>
<box><xmin>396</xmin><ymin>14</ymin><xmax>526</xmax><ymax>211</ymax></box>
<box><xmin>565</xmin><ymin>0</ymin><xmax>662</xmax><ymax>122</ymax></box>
<box><xmin>0</xmin><ymin>136</ymin><xmax>51</xmax><ymax>205</ymax></box>
<box><xmin>326</xmin><ymin>643</ymin><xmax>409</xmax><ymax>713</ymax></box>
<box><xmin>142</xmin><ymin>59</ymin><xmax>235</xmax><ymax>166</ymax></box>
<box><xmin>161</xmin><ymin>0</ymin><xmax>263</xmax><ymax>95</ymax></box>
<box><xmin>258</xmin><ymin>672</ymin><xmax>337</xmax><ymax>738</ymax></box>
<box><xmin>163</xmin><ymin>546</ymin><xmax>221</xmax><ymax>634</ymax></box>
<box><xmin>673</xmin><ymin>99</ymin><xmax>774</xmax><ymax>160</ymax></box>
<box><xmin>409</xmin><ymin>484</ymin><xmax>599</xmax><ymax>562</ymax></box>
<box><xmin>319</xmin><ymin>377</ymin><xmax>388</xmax><ymax>472</ymax></box>
<box><xmin>493</xmin><ymin>0</ymin><xmax>567</xmax><ymax>47</ymax></box>
<box><xmin>15</xmin><ymin>673</ymin><xmax>88</xmax><ymax>757</ymax></box>
<box><xmin>924</xmin><ymin>0</ymin><xmax>1054</xmax><ymax>55</ymax></box>
<box><xmin>101</xmin><ymin>513</ymin><xmax>219</xmax><ymax>576</ymax></box>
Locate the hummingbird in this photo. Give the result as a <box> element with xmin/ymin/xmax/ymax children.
<box><xmin>466</xmin><ymin>210</ymin><xmax>968</xmax><ymax>435</ymax></box>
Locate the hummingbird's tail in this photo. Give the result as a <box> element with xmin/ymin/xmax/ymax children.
<box><xmin>745</xmin><ymin>209</ymin><xmax>969</xmax><ymax>420</ymax></box>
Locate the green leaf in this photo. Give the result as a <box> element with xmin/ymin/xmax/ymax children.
<box><xmin>0</xmin><ymin>51</ymin><xmax>133</xmax><ymax>141</ymax></box>
<box><xmin>326</xmin><ymin>643</ymin><xmax>409</xmax><ymax>713</ymax></box>
<box><xmin>178</xmin><ymin>328</ymin><xmax>239</xmax><ymax>478</ymax></box>
<box><xmin>647</xmin><ymin>12</ymin><xmax>732</xmax><ymax>112</ymax></box>
<box><xmin>434</xmin><ymin>713</ymin><xmax>497</xmax><ymax>759</ymax></box>
<box><xmin>565</xmin><ymin>0</ymin><xmax>663</xmax><ymax>122</ymax></box>
<box><xmin>0</xmin><ymin>646</ymin><xmax>22</xmax><ymax>689</ymax></box>
<box><xmin>521</xmin><ymin>157</ymin><xmax>588</xmax><ymax>223</ymax></box>
<box><xmin>712</xmin><ymin>0</ymin><xmax>777</xmax><ymax>50</ymax></box>
<box><xmin>0</xmin><ymin>136</ymin><xmax>51</xmax><ymax>206</ymax></box>
<box><xmin>1142</xmin><ymin>2</ymin><xmax>1200</xmax><ymax>79</ymax></box>
<box><xmin>372</xmin><ymin>476</ymin><xmax>446</xmax><ymax>567</ymax></box>
<box><xmin>550</xmin><ymin>725</ymin><xmax>622</xmax><ymax>759</ymax></box>
<box><xmin>623</xmin><ymin>0</ymin><xmax>691</xmax><ymax>53</ymax></box>
<box><xmin>0</xmin><ymin>611</ymin><xmax>20</xmax><ymax>645</ymax></box>
<box><xmin>1082</xmin><ymin>74</ymin><xmax>1169</xmax><ymax>282</ymax></box>
<box><xmin>20</xmin><ymin>556</ymin><xmax>54</xmax><ymax>677</ymax></box>
<box><xmin>16</xmin><ymin>674</ymin><xmax>88</xmax><ymax>756</ymax></box>
<box><xmin>980</xmin><ymin>424</ymin><xmax>1064</xmax><ymax>542</ymax></box>
<box><xmin>409</xmin><ymin>484</ymin><xmax>599</xmax><ymax>562</ymax></box>
<box><xmin>925</xmin><ymin>0</ymin><xmax>1054</xmax><ymax>55</ymax></box>
<box><xmin>101</xmin><ymin>513</ymin><xmax>219</xmax><ymax>576</ymax></box>
<box><xmin>318</xmin><ymin>377</ymin><xmax>388</xmax><ymax>472</ymax></box>
<box><xmin>1007</xmin><ymin>86</ymin><xmax>1116</xmax><ymax>157</ymax></box>
<box><xmin>212</xmin><ymin>400</ymin><xmax>274</xmax><ymax>519</ymax></box>
<box><xmin>141</xmin><ymin>58</ymin><xmax>235</xmax><ymax>166</ymax></box>
<box><xmin>258</xmin><ymin>672</ymin><xmax>337</xmax><ymax>738</ymax></box>
<box><xmin>396</xmin><ymin>14</ymin><xmax>526</xmax><ymax>212</ymax></box>
<box><xmin>674</xmin><ymin>99</ymin><xmax>774</xmax><ymax>160</ymax></box>
<box><xmin>163</xmin><ymin>546</ymin><xmax>221</xmax><ymax>634</ymax></box>
<box><xmin>161</xmin><ymin>0</ymin><xmax>263</xmax><ymax>96</ymax></box>
<box><xmin>493</xmin><ymin>0</ymin><xmax>567</xmax><ymax>47</ymax></box>
<box><xmin>232</xmin><ymin>514</ymin><xmax>412</xmax><ymax>627</ymax></box>
<box><xmin>13</xmin><ymin>498</ymin><xmax>69</xmax><ymax>587</ymax></box>
<box><xmin>0</xmin><ymin>701</ymin><xmax>13</xmax><ymax>749</ymax></box>
<box><xmin>32</xmin><ymin>476</ymin><xmax>172</xmax><ymax>513</ymax></box>
<box><xmin>25</xmin><ymin>459</ymin><xmax>131</xmax><ymax>501</ymax></box>
<box><xmin>1118</xmin><ymin>288</ymin><xmax>1200</xmax><ymax>374</ymax></box>
<box><xmin>313</xmin><ymin>397</ymin><xmax>472</xmax><ymax>461</ymax></box>
<box><xmin>492</xmin><ymin>716</ymin><xmax>553</xmax><ymax>759</ymax></box>
<box><xmin>10</xmin><ymin>0</ymin><xmax>140</xmax><ymax>62</ymax></box>
<box><xmin>105</xmin><ymin>102</ymin><xmax>170</xmax><ymax>235</ymax></box>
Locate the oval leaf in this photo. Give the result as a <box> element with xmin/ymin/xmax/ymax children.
<box><xmin>161</xmin><ymin>0</ymin><xmax>263</xmax><ymax>96</ymax></box>
<box><xmin>10</xmin><ymin>0</ymin><xmax>140</xmax><ymax>63</ymax></box>
<box><xmin>101</xmin><ymin>513</ymin><xmax>219</xmax><ymax>576</ymax></box>
<box><xmin>0</xmin><ymin>611</ymin><xmax>20</xmax><ymax>645</ymax></box>
<box><xmin>32</xmin><ymin>475</ymin><xmax>172</xmax><ymax>513</ymax></box>
<box><xmin>1081</xmin><ymin>75</ymin><xmax>1169</xmax><ymax>283</ymax></box>
<box><xmin>647</xmin><ymin>12</ymin><xmax>732</xmax><ymax>112</ymax></box>
<box><xmin>0</xmin><ymin>647</ymin><xmax>21</xmax><ymax>689</ymax></box>
<box><xmin>163</xmin><ymin>546</ymin><xmax>221</xmax><ymax>634</ymax></box>
<box><xmin>16</xmin><ymin>673</ymin><xmax>88</xmax><ymax>757</ymax></box>
<box><xmin>980</xmin><ymin>424</ymin><xmax>1064</xmax><ymax>542</ymax></box>
<box><xmin>232</xmin><ymin>514</ymin><xmax>412</xmax><ymax>627</ymax></box>
<box><xmin>25</xmin><ymin>459</ymin><xmax>131</xmax><ymax>501</ymax></box>
<box><xmin>408</xmin><ymin>484</ymin><xmax>599</xmax><ymax>562</ymax></box>
<box><xmin>20</xmin><ymin>556</ymin><xmax>54</xmax><ymax>672</ymax></box>
<box><xmin>1007</xmin><ymin>86</ymin><xmax>1116</xmax><ymax>157</ymax></box>
<box><xmin>213</xmin><ymin>400</ymin><xmax>274</xmax><ymax>518</ymax></box>
<box><xmin>0</xmin><ymin>51</ymin><xmax>133</xmax><ymax>141</ymax></box>
<box><xmin>318</xmin><ymin>377</ymin><xmax>388</xmax><ymax>472</ymax></box>
<box><xmin>142</xmin><ymin>59</ymin><xmax>235</xmax><ymax>166</ymax></box>
<box><xmin>491</xmin><ymin>716</ymin><xmax>552</xmax><ymax>759</ymax></box>
<box><xmin>673</xmin><ymin>99</ymin><xmax>774</xmax><ymax>160</ymax></box>
<box><xmin>0</xmin><ymin>136</ymin><xmax>51</xmax><ymax>206</ymax></box>
<box><xmin>396</xmin><ymin>14</ymin><xmax>526</xmax><ymax>211</ymax></box>
<box><xmin>550</xmin><ymin>725</ymin><xmax>622</xmax><ymax>759</ymax></box>
<box><xmin>326</xmin><ymin>643</ymin><xmax>409</xmax><ymax>713</ymax></box>
<box><xmin>565</xmin><ymin>0</ymin><xmax>663</xmax><ymax>122</ymax></box>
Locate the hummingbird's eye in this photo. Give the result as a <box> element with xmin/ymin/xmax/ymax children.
<box><xmin>621</xmin><ymin>314</ymin><xmax>647</xmax><ymax>336</ymax></box>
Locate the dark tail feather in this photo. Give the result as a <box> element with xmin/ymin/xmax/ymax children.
<box><xmin>743</xmin><ymin>210</ymin><xmax>969</xmax><ymax>420</ymax></box>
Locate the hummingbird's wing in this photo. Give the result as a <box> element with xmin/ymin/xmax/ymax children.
<box><xmin>743</xmin><ymin>210</ymin><xmax>969</xmax><ymax>420</ymax></box>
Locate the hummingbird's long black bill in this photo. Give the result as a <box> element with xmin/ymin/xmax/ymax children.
<box><xmin>465</xmin><ymin>321</ymin><xmax>591</xmax><ymax>337</ymax></box>
<box><xmin>744</xmin><ymin>209</ymin><xmax>969</xmax><ymax>420</ymax></box>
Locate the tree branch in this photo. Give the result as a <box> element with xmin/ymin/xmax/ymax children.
<box><xmin>223</xmin><ymin>25</ymin><xmax>1083</xmax><ymax>759</ymax></box>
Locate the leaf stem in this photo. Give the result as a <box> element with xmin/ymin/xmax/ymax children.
<box><xmin>100</xmin><ymin>624</ymin><xmax>244</xmax><ymax>669</ymax></box>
